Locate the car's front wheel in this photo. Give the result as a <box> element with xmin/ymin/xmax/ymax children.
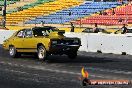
<box><xmin>37</xmin><ymin>45</ymin><xmax>47</xmax><ymax>61</ymax></box>
<box><xmin>9</xmin><ymin>46</ymin><xmax>20</xmax><ymax>58</ymax></box>
<box><xmin>67</xmin><ymin>51</ymin><xmax>77</xmax><ymax>59</ymax></box>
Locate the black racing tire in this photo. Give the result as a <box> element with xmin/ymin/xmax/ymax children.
<box><xmin>9</xmin><ymin>46</ymin><xmax>20</xmax><ymax>58</ymax></box>
<box><xmin>37</xmin><ymin>45</ymin><xmax>47</xmax><ymax>61</ymax></box>
<box><xmin>67</xmin><ymin>51</ymin><xmax>77</xmax><ymax>59</ymax></box>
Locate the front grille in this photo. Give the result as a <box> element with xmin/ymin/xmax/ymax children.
<box><xmin>57</xmin><ymin>40</ymin><xmax>74</xmax><ymax>45</ymax></box>
<box><xmin>51</xmin><ymin>39</ymin><xmax>76</xmax><ymax>45</ymax></box>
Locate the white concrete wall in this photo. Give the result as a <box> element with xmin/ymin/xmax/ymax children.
<box><xmin>1</xmin><ymin>30</ymin><xmax>132</xmax><ymax>55</ymax></box>
<box><xmin>65</xmin><ymin>32</ymin><xmax>132</xmax><ymax>55</ymax></box>
<box><xmin>0</xmin><ymin>30</ymin><xmax>16</xmax><ymax>44</ymax></box>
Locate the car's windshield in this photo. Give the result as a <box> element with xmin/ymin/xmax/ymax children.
<box><xmin>33</xmin><ymin>27</ymin><xmax>59</xmax><ymax>36</ymax></box>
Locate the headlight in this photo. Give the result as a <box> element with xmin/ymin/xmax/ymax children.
<box><xmin>52</xmin><ymin>41</ymin><xmax>57</xmax><ymax>44</ymax></box>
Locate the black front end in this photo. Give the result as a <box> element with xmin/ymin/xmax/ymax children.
<box><xmin>49</xmin><ymin>38</ymin><xmax>81</xmax><ymax>55</ymax></box>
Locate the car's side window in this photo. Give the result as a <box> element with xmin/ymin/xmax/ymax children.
<box><xmin>42</xmin><ymin>30</ymin><xmax>48</xmax><ymax>36</ymax></box>
<box><xmin>17</xmin><ymin>31</ymin><xmax>25</xmax><ymax>38</ymax></box>
<box><xmin>25</xmin><ymin>30</ymin><xmax>32</xmax><ymax>38</ymax></box>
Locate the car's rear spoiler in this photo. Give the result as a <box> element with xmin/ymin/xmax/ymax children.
<box><xmin>58</xmin><ymin>30</ymin><xmax>65</xmax><ymax>35</ymax></box>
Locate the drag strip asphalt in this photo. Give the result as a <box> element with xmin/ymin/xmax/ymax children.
<box><xmin>0</xmin><ymin>45</ymin><xmax>132</xmax><ymax>88</ymax></box>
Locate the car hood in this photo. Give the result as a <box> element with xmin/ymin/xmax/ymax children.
<box><xmin>48</xmin><ymin>31</ymin><xmax>65</xmax><ymax>39</ymax></box>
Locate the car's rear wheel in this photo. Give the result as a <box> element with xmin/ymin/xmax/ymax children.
<box><xmin>9</xmin><ymin>46</ymin><xmax>20</xmax><ymax>58</ymax></box>
<box><xmin>67</xmin><ymin>51</ymin><xmax>77</xmax><ymax>59</ymax></box>
<box><xmin>37</xmin><ymin>45</ymin><xmax>47</xmax><ymax>61</ymax></box>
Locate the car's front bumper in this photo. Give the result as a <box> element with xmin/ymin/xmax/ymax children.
<box><xmin>49</xmin><ymin>44</ymin><xmax>81</xmax><ymax>54</ymax></box>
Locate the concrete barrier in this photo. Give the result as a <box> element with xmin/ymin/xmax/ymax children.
<box><xmin>0</xmin><ymin>30</ymin><xmax>16</xmax><ymax>44</ymax></box>
<box><xmin>65</xmin><ymin>32</ymin><xmax>132</xmax><ymax>55</ymax></box>
<box><xmin>1</xmin><ymin>30</ymin><xmax>132</xmax><ymax>55</ymax></box>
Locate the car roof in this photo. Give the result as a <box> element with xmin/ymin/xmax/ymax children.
<box><xmin>18</xmin><ymin>26</ymin><xmax>57</xmax><ymax>32</ymax></box>
<box><xmin>32</xmin><ymin>26</ymin><xmax>56</xmax><ymax>29</ymax></box>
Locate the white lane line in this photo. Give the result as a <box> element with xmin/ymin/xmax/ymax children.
<box><xmin>4</xmin><ymin>68</ymin><xmax>32</xmax><ymax>75</ymax></box>
<box><xmin>0</xmin><ymin>61</ymin><xmax>107</xmax><ymax>79</ymax></box>
<box><xmin>1</xmin><ymin>60</ymin><xmax>132</xmax><ymax>76</ymax></box>
<box><xmin>68</xmin><ymin>65</ymin><xmax>132</xmax><ymax>75</ymax></box>
<box><xmin>2</xmin><ymin>68</ymin><xmax>79</xmax><ymax>83</ymax></box>
<box><xmin>0</xmin><ymin>61</ymin><xmax>130</xmax><ymax>79</ymax></box>
<box><xmin>3</xmin><ymin>68</ymin><xmax>47</xmax><ymax>83</ymax></box>
<box><xmin>85</xmin><ymin>67</ymin><xmax>132</xmax><ymax>75</ymax></box>
<box><xmin>25</xmin><ymin>65</ymin><xmax>120</xmax><ymax>79</ymax></box>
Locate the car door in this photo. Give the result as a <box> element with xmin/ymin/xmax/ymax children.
<box><xmin>22</xmin><ymin>29</ymin><xmax>37</xmax><ymax>52</ymax></box>
<box><xmin>12</xmin><ymin>30</ymin><xmax>25</xmax><ymax>49</ymax></box>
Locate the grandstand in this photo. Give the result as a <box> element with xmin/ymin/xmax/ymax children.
<box><xmin>0</xmin><ymin>0</ymin><xmax>83</xmax><ymax>26</ymax></box>
<box><xmin>25</xmin><ymin>2</ymin><xmax>122</xmax><ymax>24</ymax></box>
<box><xmin>0</xmin><ymin>0</ymin><xmax>20</xmax><ymax>15</ymax></box>
<box><xmin>0</xmin><ymin>0</ymin><xmax>131</xmax><ymax>30</ymax></box>
<box><xmin>75</xmin><ymin>3</ymin><xmax>132</xmax><ymax>25</ymax></box>
<box><xmin>6</xmin><ymin>0</ymin><xmax>37</xmax><ymax>14</ymax></box>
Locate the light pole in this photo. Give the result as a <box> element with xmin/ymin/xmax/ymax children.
<box><xmin>2</xmin><ymin>0</ymin><xmax>6</xmax><ymax>27</ymax></box>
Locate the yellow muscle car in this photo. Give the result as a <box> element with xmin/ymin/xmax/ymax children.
<box><xmin>3</xmin><ymin>26</ymin><xmax>81</xmax><ymax>61</ymax></box>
